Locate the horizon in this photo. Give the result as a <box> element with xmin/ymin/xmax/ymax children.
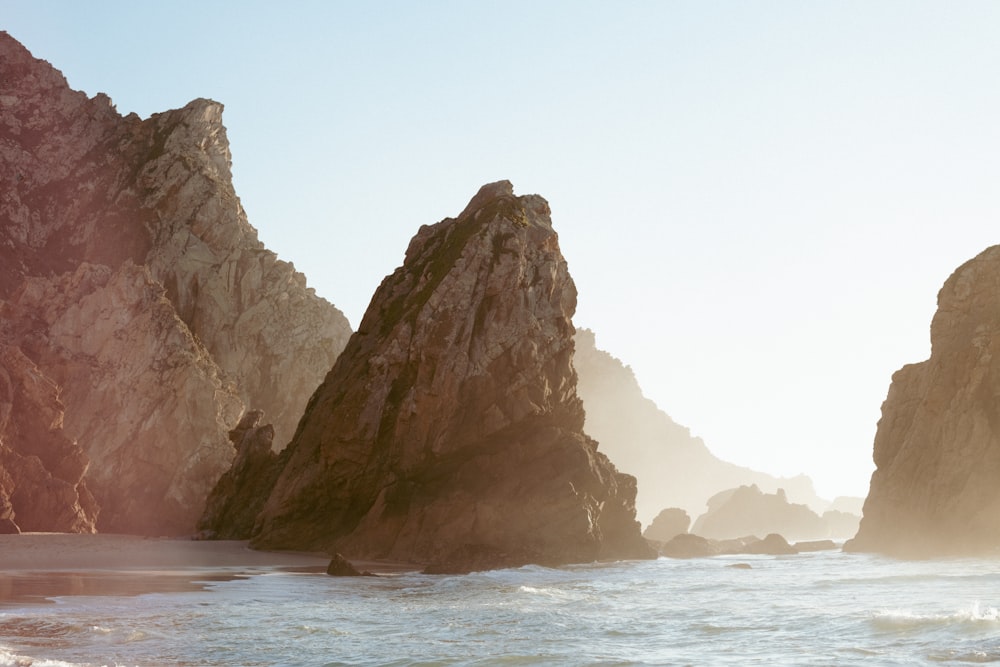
<box><xmin>6</xmin><ymin>1</ymin><xmax>1000</xmax><ymax>500</ymax></box>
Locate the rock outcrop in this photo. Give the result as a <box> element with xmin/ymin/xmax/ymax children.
<box><xmin>642</xmin><ymin>508</ymin><xmax>690</xmax><ymax>543</ymax></box>
<box><xmin>0</xmin><ymin>32</ymin><xmax>352</xmax><ymax>534</ymax></box>
<box><xmin>574</xmin><ymin>328</ymin><xmax>830</xmax><ymax>523</ymax></box>
<box><xmin>848</xmin><ymin>246</ymin><xmax>1000</xmax><ymax>556</ymax></box>
<box><xmin>691</xmin><ymin>484</ymin><xmax>857</xmax><ymax>541</ymax></box>
<box><xmin>197</xmin><ymin>410</ymin><xmax>282</xmax><ymax>540</ymax></box>
<box><xmin>0</xmin><ymin>343</ymin><xmax>97</xmax><ymax>533</ymax></box>
<box><xmin>247</xmin><ymin>181</ymin><xmax>653</xmax><ymax>570</ymax></box>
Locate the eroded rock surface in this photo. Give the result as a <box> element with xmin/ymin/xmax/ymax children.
<box><xmin>0</xmin><ymin>32</ymin><xmax>352</xmax><ymax>533</ymax></box>
<box><xmin>249</xmin><ymin>181</ymin><xmax>653</xmax><ymax>569</ymax></box>
<box><xmin>848</xmin><ymin>246</ymin><xmax>1000</xmax><ymax>556</ymax></box>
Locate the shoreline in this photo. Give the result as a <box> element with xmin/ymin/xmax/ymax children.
<box><xmin>0</xmin><ymin>533</ymin><xmax>420</xmax><ymax>605</ymax></box>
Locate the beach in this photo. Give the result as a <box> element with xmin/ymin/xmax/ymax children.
<box><xmin>0</xmin><ymin>533</ymin><xmax>419</xmax><ymax>605</ymax></box>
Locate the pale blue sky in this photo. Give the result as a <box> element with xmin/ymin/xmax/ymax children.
<box><xmin>6</xmin><ymin>1</ymin><xmax>1000</xmax><ymax>501</ymax></box>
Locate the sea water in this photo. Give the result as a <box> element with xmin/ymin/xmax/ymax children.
<box><xmin>2</xmin><ymin>550</ymin><xmax>1000</xmax><ymax>666</ymax></box>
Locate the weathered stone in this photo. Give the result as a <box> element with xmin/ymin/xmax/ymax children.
<box><xmin>249</xmin><ymin>181</ymin><xmax>653</xmax><ymax>569</ymax></box>
<box><xmin>745</xmin><ymin>533</ymin><xmax>797</xmax><ymax>555</ymax></box>
<box><xmin>0</xmin><ymin>32</ymin><xmax>353</xmax><ymax>534</ymax></box>
<box><xmin>848</xmin><ymin>245</ymin><xmax>1000</xmax><ymax>557</ymax></box>
<box><xmin>326</xmin><ymin>553</ymin><xmax>374</xmax><ymax>577</ymax></box>
<box><xmin>0</xmin><ymin>343</ymin><xmax>96</xmax><ymax>533</ymax></box>
<box><xmin>691</xmin><ymin>485</ymin><xmax>848</xmax><ymax>541</ymax></box>
<box><xmin>643</xmin><ymin>508</ymin><xmax>690</xmax><ymax>543</ymax></box>
<box><xmin>198</xmin><ymin>410</ymin><xmax>283</xmax><ymax>539</ymax></box>
<box><xmin>659</xmin><ymin>533</ymin><xmax>720</xmax><ymax>559</ymax></box>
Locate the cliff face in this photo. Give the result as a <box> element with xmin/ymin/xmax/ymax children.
<box><xmin>849</xmin><ymin>246</ymin><xmax>1000</xmax><ymax>556</ymax></box>
<box><xmin>0</xmin><ymin>32</ymin><xmax>351</xmax><ymax>534</ymax></box>
<box><xmin>248</xmin><ymin>181</ymin><xmax>652</xmax><ymax>569</ymax></box>
<box><xmin>573</xmin><ymin>329</ymin><xmax>830</xmax><ymax>523</ymax></box>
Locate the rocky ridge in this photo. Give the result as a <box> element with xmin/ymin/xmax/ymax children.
<box><xmin>848</xmin><ymin>246</ymin><xmax>1000</xmax><ymax>556</ymax></box>
<box><xmin>573</xmin><ymin>328</ymin><xmax>836</xmax><ymax>523</ymax></box>
<box><xmin>227</xmin><ymin>181</ymin><xmax>653</xmax><ymax>571</ymax></box>
<box><xmin>0</xmin><ymin>32</ymin><xmax>351</xmax><ymax>534</ymax></box>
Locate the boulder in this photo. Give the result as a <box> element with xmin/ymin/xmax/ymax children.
<box><xmin>248</xmin><ymin>181</ymin><xmax>654</xmax><ymax>569</ymax></box>
<box><xmin>745</xmin><ymin>533</ymin><xmax>797</xmax><ymax>555</ymax></box>
<box><xmin>326</xmin><ymin>553</ymin><xmax>374</xmax><ymax>577</ymax></box>
<box><xmin>643</xmin><ymin>508</ymin><xmax>691</xmax><ymax>543</ymax></box>
<box><xmin>659</xmin><ymin>533</ymin><xmax>720</xmax><ymax>559</ymax></box>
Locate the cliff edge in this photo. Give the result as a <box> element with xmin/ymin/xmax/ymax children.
<box><xmin>243</xmin><ymin>181</ymin><xmax>653</xmax><ymax>570</ymax></box>
<box><xmin>848</xmin><ymin>245</ymin><xmax>1000</xmax><ymax>556</ymax></box>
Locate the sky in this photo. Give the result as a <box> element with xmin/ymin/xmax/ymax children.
<box><xmin>5</xmin><ymin>1</ymin><xmax>1000</xmax><ymax>501</ymax></box>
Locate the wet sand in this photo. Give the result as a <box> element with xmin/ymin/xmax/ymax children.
<box><xmin>0</xmin><ymin>533</ymin><xmax>418</xmax><ymax>605</ymax></box>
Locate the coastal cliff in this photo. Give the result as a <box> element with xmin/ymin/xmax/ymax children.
<box><xmin>848</xmin><ymin>246</ymin><xmax>1000</xmax><ymax>556</ymax></box>
<box><xmin>573</xmin><ymin>329</ymin><xmax>831</xmax><ymax>522</ymax></box>
<box><xmin>0</xmin><ymin>33</ymin><xmax>351</xmax><ymax>534</ymax></box>
<box><xmin>243</xmin><ymin>181</ymin><xmax>652</xmax><ymax>570</ymax></box>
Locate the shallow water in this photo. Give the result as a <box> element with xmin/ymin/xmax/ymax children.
<box><xmin>2</xmin><ymin>551</ymin><xmax>999</xmax><ymax>666</ymax></box>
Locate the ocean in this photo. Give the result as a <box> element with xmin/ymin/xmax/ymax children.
<box><xmin>2</xmin><ymin>549</ymin><xmax>999</xmax><ymax>666</ymax></box>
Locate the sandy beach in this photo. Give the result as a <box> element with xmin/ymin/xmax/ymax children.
<box><xmin>0</xmin><ymin>533</ymin><xmax>416</xmax><ymax>605</ymax></box>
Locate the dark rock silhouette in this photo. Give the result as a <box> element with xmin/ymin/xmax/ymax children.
<box><xmin>326</xmin><ymin>553</ymin><xmax>375</xmax><ymax>577</ymax></box>
<box><xmin>247</xmin><ymin>181</ymin><xmax>653</xmax><ymax>570</ymax></box>
<box><xmin>0</xmin><ymin>32</ymin><xmax>351</xmax><ymax>534</ymax></box>
<box><xmin>848</xmin><ymin>246</ymin><xmax>1000</xmax><ymax>556</ymax></box>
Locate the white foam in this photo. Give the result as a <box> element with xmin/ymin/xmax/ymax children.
<box><xmin>0</xmin><ymin>645</ymin><xmax>88</xmax><ymax>667</ymax></box>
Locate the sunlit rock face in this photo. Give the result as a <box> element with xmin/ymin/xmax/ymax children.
<box><xmin>0</xmin><ymin>344</ymin><xmax>97</xmax><ymax>534</ymax></box>
<box><xmin>849</xmin><ymin>246</ymin><xmax>1000</xmax><ymax>556</ymax></box>
<box><xmin>0</xmin><ymin>32</ymin><xmax>351</xmax><ymax>534</ymax></box>
<box><xmin>250</xmin><ymin>181</ymin><xmax>653</xmax><ymax>570</ymax></box>
<box><xmin>573</xmin><ymin>329</ymin><xmax>830</xmax><ymax>523</ymax></box>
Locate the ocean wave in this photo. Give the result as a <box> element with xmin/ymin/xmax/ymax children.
<box><xmin>0</xmin><ymin>645</ymin><xmax>88</xmax><ymax>667</ymax></box>
<box><xmin>871</xmin><ymin>602</ymin><xmax>1000</xmax><ymax>630</ymax></box>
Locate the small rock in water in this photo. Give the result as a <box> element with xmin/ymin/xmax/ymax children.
<box><xmin>326</xmin><ymin>553</ymin><xmax>375</xmax><ymax>577</ymax></box>
<box><xmin>727</xmin><ymin>563</ymin><xmax>753</xmax><ymax>569</ymax></box>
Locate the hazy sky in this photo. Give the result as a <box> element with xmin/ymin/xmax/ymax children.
<box><xmin>6</xmin><ymin>1</ymin><xmax>1000</xmax><ymax>500</ymax></box>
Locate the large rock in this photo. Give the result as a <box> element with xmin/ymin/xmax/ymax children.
<box><xmin>848</xmin><ymin>246</ymin><xmax>1000</xmax><ymax>556</ymax></box>
<box><xmin>643</xmin><ymin>508</ymin><xmax>690</xmax><ymax>543</ymax></box>
<box><xmin>691</xmin><ymin>485</ymin><xmax>843</xmax><ymax>541</ymax></box>
<box><xmin>574</xmin><ymin>328</ymin><xmax>831</xmax><ymax>523</ymax></box>
<box><xmin>0</xmin><ymin>33</ymin><xmax>352</xmax><ymax>534</ymax></box>
<box><xmin>249</xmin><ymin>181</ymin><xmax>653</xmax><ymax>569</ymax></box>
<box><xmin>0</xmin><ymin>343</ymin><xmax>97</xmax><ymax>533</ymax></box>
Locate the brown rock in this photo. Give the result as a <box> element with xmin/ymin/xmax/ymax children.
<box><xmin>0</xmin><ymin>33</ymin><xmax>353</xmax><ymax>534</ymax></box>
<box><xmin>326</xmin><ymin>553</ymin><xmax>374</xmax><ymax>577</ymax></box>
<box><xmin>745</xmin><ymin>533</ymin><xmax>797</xmax><ymax>555</ymax></box>
<box><xmin>643</xmin><ymin>507</ymin><xmax>691</xmax><ymax>543</ymax></box>
<box><xmin>198</xmin><ymin>410</ymin><xmax>283</xmax><ymax>539</ymax></box>
<box><xmin>249</xmin><ymin>181</ymin><xmax>653</xmax><ymax>569</ymax></box>
<box><xmin>848</xmin><ymin>246</ymin><xmax>1000</xmax><ymax>556</ymax></box>
<box><xmin>0</xmin><ymin>343</ymin><xmax>96</xmax><ymax>532</ymax></box>
<box><xmin>659</xmin><ymin>533</ymin><xmax>720</xmax><ymax>559</ymax></box>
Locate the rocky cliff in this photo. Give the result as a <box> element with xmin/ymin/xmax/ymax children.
<box><xmin>848</xmin><ymin>246</ymin><xmax>1000</xmax><ymax>556</ymax></box>
<box><xmin>245</xmin><ymin>181</ymin><xmax>652</xmax><ymax>570</ymax></box>
<box><xmin>573</xmin><ymin>328</ymin><xmax>831</xmax><ymax>523</ymax></box>
<box><xmin>0</xmin><ymin>32</ymin><xmax>351</xmax><ymax>534</ymax></box>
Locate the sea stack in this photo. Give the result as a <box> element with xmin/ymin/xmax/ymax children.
<box><xmin>848</xmin><ymin>246</ymin><xmax>1000</xmax><ymax>556</ymax></box>
<box><xmin>0</xmin><ymin>32</ymin><xmax>351</xmax><ymax>534</ymax></box>
<box><xmin>249</xmin><ymin>181</ymin><xmax>653</xmax><ymax>571</ymax></box>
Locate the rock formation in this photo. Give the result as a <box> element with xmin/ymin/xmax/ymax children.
<box><xmin>642</xmin><ymin>508</ymin><xmax>690</xmax><ymax>543</ymax></box>
<box><xmin>574</xmin><ymin>328</ymin><xmax>831</xmax><ymax>523</ymax></box>
<box><xmin>691</xmin><ymin>484</ymin><xmax>857</xmax><ymax>541</ymax></box>
<box><xmin>0</xmin><ymin>32</ymin><xmax>351</xmax><ymax>534</ymax></box>
<box><xmin>848</xmin><ymin>246</ymin><xmax>1000</xmax><ymax>556</ymax></box>
<box><xmin>246</xmin><ymin>181</ymin><xmax>653</xmax><ymax>571</ymax></box>
<box><xmin>0</xmin><ymin>343</ymin><xmax>97</xmax><ymax>533</ymax></box>
<box><xmin>197</xmin><ymin>410</ymin><xmax>282</xmax><ymax>540</ymax></box>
